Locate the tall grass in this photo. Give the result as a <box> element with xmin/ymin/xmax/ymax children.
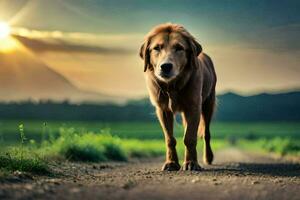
<box><xmin>0</xmin><ymin>124</ymin><xmax>50</xmax><ymax>174</ymax></box>
<box><xmin>0</xmin><ymin>150</ymin><xmax>49</xmax><ymax>175</ymax></box>
<box><xmin>38</xmin><ymin>128</ymin><xmax>164</xmax><ymax>161</ymax></box>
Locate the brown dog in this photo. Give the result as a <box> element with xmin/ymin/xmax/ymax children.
<box><xmin>139</xmin><ymin>23</ymin><xmax>217</xmax><ymax>171</ymax></box>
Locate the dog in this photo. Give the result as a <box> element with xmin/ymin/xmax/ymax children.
<box><xmin>139</xmin><ymin>23</ymin><xmax>217</xmax><ymax>171</ymax></box>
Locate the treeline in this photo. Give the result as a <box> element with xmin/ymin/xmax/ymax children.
<box><xmin>0</xmin><ymin>99</ymin><xmax>155</xmax><ymax>121</ymax></box>
<box><xmin>0</xmin><ymin>91</ymin><xmax>300</xmax><ymax>121</ymax></box>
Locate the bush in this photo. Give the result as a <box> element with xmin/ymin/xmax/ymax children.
<box><xmin>40</xmin><ymin>128</ymin><xmax>127</xmax><ymax>162</ymax></box>
<box><xmin>63</xmin><ymin>144</ymin><xmax>106</xmax><ymax>162</ymax></box>
<box><xmin>237</xmin><ymin>137</ymin><xmax>300</xmax><ymax>156</ymax></box>
<box><xmin>262</xmin><ymin>137</ymin><xmax>300</xmax><ymax>156</ymax></box>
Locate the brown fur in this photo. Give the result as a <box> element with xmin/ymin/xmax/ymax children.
<box><xmin>140</xmin><ymin>23</ymin><xmax>217</xmax><ymax>171</ymax></box>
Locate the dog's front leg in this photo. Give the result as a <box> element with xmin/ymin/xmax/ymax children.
<box><xmin>156</xmin><ymin>107</ymin><xmax>180</xmax><ymax>171</ymax></box>
<box><xmin>182</xmin><ymin>108</ymin><xmax>202</xmax><ymax>171</ymax></box>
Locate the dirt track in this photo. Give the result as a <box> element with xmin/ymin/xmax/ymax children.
<box><xmin>1</xmin><ymin>148</ymin><xmax>300</xmax><ymax>200</ymax></box>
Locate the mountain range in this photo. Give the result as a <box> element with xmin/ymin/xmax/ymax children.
<box><xmin>0</xmin><ymin>40</ymin><xmax>122</xmax><ymax>103</ymax></box>
<box><xmin>215</xmin><ymin>91</ymin><xmax>300</xmax><ymax>121</ymax></box>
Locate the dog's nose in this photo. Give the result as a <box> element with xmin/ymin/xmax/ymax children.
<box><xmin>160</xmin><ymin>63</ymin><xmax>173</xmax><ymax>74</ymax></box>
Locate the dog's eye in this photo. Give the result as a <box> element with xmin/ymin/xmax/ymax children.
<box><xmin>153</xmin><ymin>46</ymin><xmax>161</xmax><ymax>51</ymax></box>
<box><xmin>174</xmin><ymin>45</ymin><xmax>184</xmax><ymax>52</ymax></box>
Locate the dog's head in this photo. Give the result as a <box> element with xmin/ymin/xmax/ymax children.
<box><xmin>139</xmin><ymin>23</ymin><xmax>202</xmax><ymax>82</ymax></box>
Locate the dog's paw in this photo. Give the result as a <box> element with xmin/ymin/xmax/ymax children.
<box><xmin>181</xmin><ymin>161</ymin><xmax>202</xmax><ymax>171</ymax></box>
<box><xmin>162</xmin><ymin>161</ymin><xmax>181</xmax><ymax>171</ymax></box>
<box><xmin>203</xmin><ymin>148</ymin><xmax>214</xmax><ymax>165</ymax></box>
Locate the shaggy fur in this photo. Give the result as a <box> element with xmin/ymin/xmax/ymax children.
<box><xmin>140</xmin><ymin>23</ymin><xmax>217</xmax><ymax>171</ymax></box>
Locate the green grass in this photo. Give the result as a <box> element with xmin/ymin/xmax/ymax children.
<box><xmin>1</xmin><ymin>120</ymin><xmax>299</xmax><ymax>144</ymax></box>
<box><xmin>121</xmin><ymin>139</ymin><xmax>165</xmax><ymax>158</ymax></box>
<box><xmin>0</xmin><ymin>120</ymin><xmax>299</xmax><ymax>176</ymax></box>
<box><xmin>237</xmin><ymin>137</ymin><xmax>300</xmax><ymax>156</ymax></box>
<box><xmin>38</xmin><ymin>127</ymin><xmax>227</xmax><ymax>161</ymax></box>
<box><xmin>0</xmin><ymin>149</ymin><xmax>50</xmax><ymax>175</ymax></box>
<box><xmin>0</xmin><ymin>124</ymin><xmax>229</xmax><ymax>175</ymax></box>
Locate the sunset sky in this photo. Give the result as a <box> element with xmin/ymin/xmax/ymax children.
<box><xmin>0</xmin><ymin>0</ymin><xmax>299</xmax><ymax>101</ymax></box>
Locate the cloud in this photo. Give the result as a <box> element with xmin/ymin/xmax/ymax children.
<box><xmin>241</xmin><ymin>24</ymin><xmax>300</xmax><ymax>52</ymax></box>
<box><xmin>10</xmin><ymin>27</ymin><xmax>142</xmax><ymax>54</ymax></box>
<box><xmin>12</xmin><ymin>34</ymin><xmax>133</xmax><ymax>54</ymax></box>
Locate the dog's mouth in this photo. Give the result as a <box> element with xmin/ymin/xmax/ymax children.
<box><xmin>159</xmin><ymin>72</ymin><xmax>172</xmax><ymax>78</ymax></box>
<box><xmin>156</xmin><ymin>72</ymin><xmax>177</xmax><ymax>82</ymax></box>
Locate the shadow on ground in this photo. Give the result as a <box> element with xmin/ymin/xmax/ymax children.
<box><xmin>205</xmin><ymin>162</ymin><xmax>300</xmax><ymax>177</ymax></box>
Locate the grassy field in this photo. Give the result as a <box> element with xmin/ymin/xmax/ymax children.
<box><xmin>1</xmin><ymin>120</ymin><xmax>300</xmax><ymax>142</ymax></box>
<box><xmin>0</xmin><ymin>120</ymin><xmax>299</xmax><ymax>174</ymax></box>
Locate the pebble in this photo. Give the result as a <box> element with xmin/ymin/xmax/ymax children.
<box><xmin>191</xmin><ymin>178</ymin><xmax>200</xmax><ymax>183</ymax></box>
<box><xmin>122</xmin><ymin>180</ymin><xmax>136</xmax><ymax>190</ymax></box>
<box><xmin>274</xmin><ymin>179</ymin><xmax>283</xmax><ymax>183</ymax></box>
<box><xmin>24</xmin><ymin>184</ymin><xmax>33</xmax><ymax>190</ymax></box>
<box><xmin>213</xmin><ymin>182</ymin><xmax>221</xmax><ymax>186</ymax></box>
<box><xmin>252</xmin><ymin>181</ymin><xmax>259</xmax><ymax>185</ymax></box>
<box><xmin>13</xmin><ymin>171</ymin><xmax>33</xmax><ymax>180</ymax></box>
<box><xmin>48</xmin><ymin>179</ymin><xmax>61</xmax><ymax>185</ymax></box>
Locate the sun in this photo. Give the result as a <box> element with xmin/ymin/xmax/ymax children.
<box><xmin>0</xmin><ymin>21</ymin><xmax>18</xmax><ymax>53</ymax></box>
<box><xmin>0</xmin><ymin>21</ymin><xmax>11</xmax><ymax>39</ymax></box>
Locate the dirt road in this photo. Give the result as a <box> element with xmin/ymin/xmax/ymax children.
<box><xmin>1</xmin><ymin>148</ymin><xmax>299</xmax><ymax>200</ymax></box>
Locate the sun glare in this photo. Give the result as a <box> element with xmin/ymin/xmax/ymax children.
<box><xmin>0</xmin><ymin>22</ymin><xmax>10</xmax><ymax>39</ymax></box>
<box><xmin>0</xmin><ymin>21</ymin><xmax>18</xmax><ymax>53</ymax></box>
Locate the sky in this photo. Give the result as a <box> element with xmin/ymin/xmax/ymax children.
<box><xmin>0</xmin><ymin>0</ymin><xmax>299</xmax><ymax>101</ymax></box>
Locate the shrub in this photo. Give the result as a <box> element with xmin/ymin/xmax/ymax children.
<box><xmin>41</xmin><ymin>128</ymin><xmax>127</xmax><ymax>162</ymax></box>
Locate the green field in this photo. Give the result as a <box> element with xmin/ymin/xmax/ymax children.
<box><xmin>1</xmin><ymin>120</ymin><xmax>300</xmax><ymax>143</ymax></box>
<box><xmin>0</xmin><ymin>120</ymin><xmax>299</xmax><ymax>174</ymax></box>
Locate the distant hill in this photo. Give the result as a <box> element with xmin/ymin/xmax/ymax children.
<box><xmin>0</xmin><ymin>91</ymin><xmax>299</xmax><ymax>121</ymax></box>
<box><xmin>0</xmin><ymin>40</ymin><xmax>123</xmax><ymax>103</ymax></box>
<box><xmin>215</xmin><ymin>91</ymin><xmax>300</xmax><ymax>121</ymax></box>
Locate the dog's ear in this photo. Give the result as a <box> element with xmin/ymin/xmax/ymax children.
<box><xmin>139</xmin><ymin>40</ymin><xmax>151</xmax><ymax>72</ymax></box>
<box><xmin>190</xmin><ymin>39</ymin><xmax>202</xmax><ymax>57</ymax></box>
<box><xmin>187</xmin><ymin>37</ymin><xmax>202</xmax><ymax>69</ymax></box>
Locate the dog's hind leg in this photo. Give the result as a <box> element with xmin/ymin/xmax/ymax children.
<box><xmin>202</xmin><ymin>92</ymin><xmax>216</xmax><ymax>165</ymax></box>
